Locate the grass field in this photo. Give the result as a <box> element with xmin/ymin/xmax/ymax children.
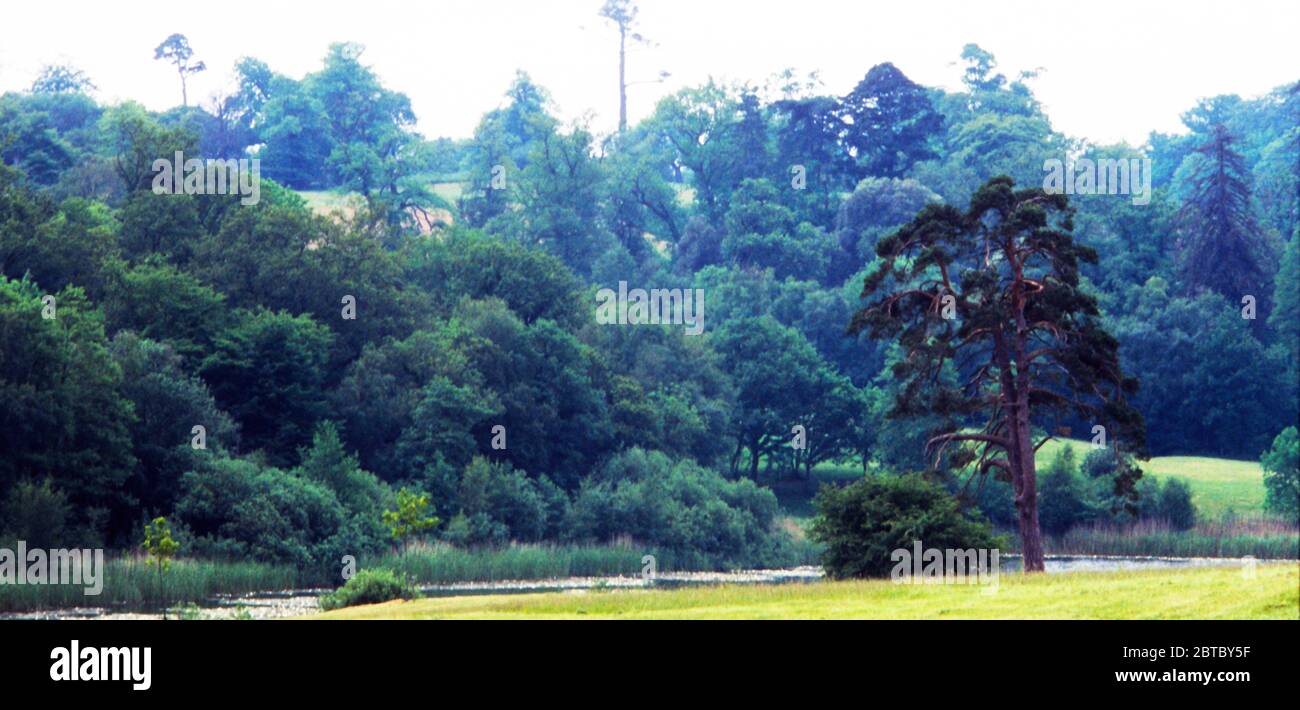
<box><xmin>309</xmin><ymin>563</ymin><xmax>1299</xmax><ymax>620</ymax></box>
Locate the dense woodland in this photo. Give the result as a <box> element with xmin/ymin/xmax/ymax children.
<box><xmin>0</xmin><ymin>33</ymin><xmax>1296</xmax><ymax>577</ymax></box>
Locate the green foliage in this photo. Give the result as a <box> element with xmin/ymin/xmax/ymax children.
<box><xmin>1152</xmin><ymin>478</ymin><xmax>1197</xmax><ymax>531</ymax></box>
<box><xmin>0</xmin><ymin>275</ymin><xmax>135</xmax><ymax>542</ymax></box>
<box><xmin>143</xmin><ymin>516</ymin><xmax>179</xmax><ymax>569</ymax></box>
<box><xmin>443</xmin><ymin>457</ymin><xmax>560</xmax><ymax>546</ymax></box>
<box><xmin>1</xmin><ymin>32</ymin><xmax>1295</xmax><ymax>598</ymax></box>
<box><xmin>1114</xmin><ymin>286</ymin><xmax>1291</xmax><ymax>457</ymax></box>
<box><xmin>176</xmin><ymin>455</ymin><xmax>385</xmax><ymax>575</ymax></box>
<box><xmin>295</xmin><ymin>421</ymin><xmax>387</xmax><ymax>516</ymax></box>
<box><xmin>810</xmin><ymin>473</ymin><xmax>1001</xmax><ymax>579</ymax></box>
<box><xmin>318</xmin><ymin>568</ymin><xmax>418</xmax><ymax>611</ymax></box>
<box><xmin>1261</xmin><ymin>427</ymin><xmax>1299</xmax><ymax>519</ymax></box>
<box><xmin>383</xmin><ymin>488</ymin><xmax>438</xmax><ymax>544</ymax></box>
<box><xmin>567</xmin><ymin>449</ymin><xmax>794</xmax><ymax>567</ymax></box>
<box><xmin>1038</xmin><ymin>446</ymin><xmax>1094</xmax><ymax>535</ymax></box>
<box><xmin>199</xmin><ymin>308</ymin><xmax>334</xmax><ymax>465</ymax></box>
<box><xmin>840</xmin><ymin>63</ymin><xmax>943</xmax><ymax>179</ymax></box>
<box><xmin>0</xmin><ymin>479</ymin><xmax>71</xmax><ymax>548</ymax></box>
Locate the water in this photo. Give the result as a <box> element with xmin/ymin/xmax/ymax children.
<box><xmin>2</xmin><ymin>556</ymin><xmax>1271</xmax><ymax>620</ymax></box>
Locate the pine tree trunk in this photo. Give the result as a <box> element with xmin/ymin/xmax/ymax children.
<box><xmin>1014</xmin><ymin>416</ymin><xmax>1046</xmax><ymax>572</ymax></box>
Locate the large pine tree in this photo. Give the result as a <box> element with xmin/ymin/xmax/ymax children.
<box><xmin>850</xmin><ymin>177</ymin><xmax>1146</xmax><ymax>571</ymax></box>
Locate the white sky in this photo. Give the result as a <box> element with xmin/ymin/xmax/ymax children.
<box><xmin>2</xmin><ymin>0</ymin><xmax>1297</xmax><ymax>146</ymax></box>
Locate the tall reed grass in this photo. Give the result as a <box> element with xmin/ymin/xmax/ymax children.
<box><xmin>366</xmin><ymin>541</ymin><xmax>714</xmax><ymax>584</ymax></box>
<box><xmin>0</xmin><ymin>555</ymin><xmax>298</xmax><ymax>613</ymax></box>
<box><xmin>1031</xmin><ymin>517</ymin><xmax>1299</xmax><ymax>559</ymax></box>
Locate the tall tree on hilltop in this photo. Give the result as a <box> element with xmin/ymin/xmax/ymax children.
<box><xmin>153</xmin><ymin>34</ymin><xmax>206</xmax><ymax>108</ymax></box>
<box><xmin>600</xmin><ymin>0</ymin><xmax>647</xmax><ymax>133</ymax></box>
<box><xmin>850</xmin><ymin>176</ymin><xmax>1146</xmax><ymax>572</ymax></box>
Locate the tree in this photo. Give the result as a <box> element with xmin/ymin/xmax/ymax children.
<box><xmin>840</xmin><ymin>63</ymin><xmax>943</xmax><ymax>179</ymax></box>
<box><xmin>1114</xmin><ymin>286</ymin><xmax>1289</xmax><ymax>457</ymax></box>
<box><xmin>142</xmin><ymin>516</ymin><xmax>179</xmax><ymax>617</ymax></box>
<box><xmin>198</xmin><ymin>308</ymin><xmax>334</xmax><ymax>465</ymax></box>
<box><xmin>30</xmin><ymin>64</ymin><xmax>96</xmax><ymax>95</ymax></box>
<box><xmin>849</xmin><ymin>176</ymin><xmax>1146</xmax><ymax>571</ymax></box>
<box><xmin>1176</xmin><ymin>123</ymin><xmax>1275</xmax><ymax>309</ymax></box>
<box><xmin>110</xmin><ymin>332</ymin><xmax>237</xmax><ymax>525</ymax></box>
<box><xmin>1037</xmin><ymin>446</ymin><xmax>1092</xmax><ymax>535</ymax></box>
<box><xmin>0</xmin><ymin>276</ymin><xmax>136</xmax><ymax>542</ymax></box>
<box><xmin>383</xmin><ymin>487</ymin><xmax>438</xmax><ymax>547</ymax></box>
<box><xmin>153</xmin><ymin>34</ymin><xmax>206</xmax><ymax>108</ymax></box>
<box><xmin>458</xmin><ymin>72</ymin><xmax>557</xmax><ymax>227</ymax></box>
<box><xmin>1261</xmin><ymin>427</ymin><xmax>1299</xmax><ymax>520</ymax></box>
<box><xmin>498</xmin><ymin>123</ymin><xmax>608</xmax><ymax>276</ymax></box>
<box><xmin>599</xmin><ymin>0</ymin><xmax>644</xmax><ymax>133</ymax></box>
<box><xmin>1269</xmin><ymin>230</ymin><xmax>1299</xmax><ymax>381</ymax></box>
<box><xmin>294</xmin><ymin>421</ymin><xmax>386</xmax><ymax>516</ymax></box>
<box><xmin>714</xmin><ymin>316</ymin><xmax>849</xmax><ymax>480</ymax></box>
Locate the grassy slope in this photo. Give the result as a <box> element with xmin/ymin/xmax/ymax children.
<box><xmin>311</xmin><ymin>563</ymin><xmax>1298</xmax><ymax>620</ymax></box>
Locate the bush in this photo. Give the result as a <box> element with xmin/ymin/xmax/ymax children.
<box><xmin>1262</xmin><ymin>427</ymin><xmax>1299</xmax><ymax>520</ymax></box>
<box><xmin>1080</xmin><ymin>446</ymin><xmax>1122</xmax><ymax>479</ymax></box>
<box><xmin>318</xmin><ymin>569</ymin><xmax>418</xmax><ymax>611</ymax></box>
<box><xmin>810</xmin><ymin>473</ymin><xmax>1001</xmax><ymax>579</ymax></box>
<box><xmin>1154</xmin><ymin>478</ymin><xmax>1197</xmax><ymax>530</ymax></box>
<box><xmin>1131</xmin><ymin>476</ymin><xmax>1198</xmax><ymax>530</ymax></box>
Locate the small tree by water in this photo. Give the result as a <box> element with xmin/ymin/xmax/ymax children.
<box><xmin>383</xmin><ymin>488</ymin><xmax>438</xmax><ymax>550</ymax></box>
<box><xmin>142</xmin><ymin>516</ymin><xmax>179</xmax><ymax>619</ymax></box>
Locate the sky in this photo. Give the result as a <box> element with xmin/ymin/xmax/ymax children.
<box><xmin>2</xmin><ymin>0</ymin><xmax>1297</xmax><ymax>146</ymax></box>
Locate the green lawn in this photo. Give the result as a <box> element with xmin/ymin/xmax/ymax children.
<box><xmin>309</xmin><ymin>563</ymin><xmax>1298</xmax><ymax>620</ymax></box>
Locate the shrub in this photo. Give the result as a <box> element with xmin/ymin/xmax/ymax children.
<box><xmin>1080</xmin><ymin>446</ymin><xmax>1122</xmax><ymax>479</ymax></box>
<box><xmin>318</xmin><ymin>569</ymin><xmax>418</xmax><ymax>611</ymax></box>
<box><xmin>810</xmin><ymin>473</ymin><xmax>1001</xmax><ymax>579</ymax></box>
<box><xmin>1262</xmin><ymin>427</ymin><xmax>1299</xmax><ymax>519</ymax></box>
<box><xmin>1154</xmin><ymin>478</ymin><xmax>1197</xmax><ymax>530</ymax></box>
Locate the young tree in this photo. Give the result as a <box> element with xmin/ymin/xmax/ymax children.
<box><xmin>382</xmin><ymin>488</ymin><xmax>438</xmax><ymax>548</ymax></box>
<box><xmin>849</xmin><ymin>176</ymin><xmax>1146</xmax><ymax>571</ymax></box>
<box><xmin>153</xmin><ymin>33</ymin><xmax>206</xmax><ymax>108</ymax></box>
<box><xmin>142</xmin><ymin>516</ymin><xmax>179</xmax><ymax>618</ymax></box>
